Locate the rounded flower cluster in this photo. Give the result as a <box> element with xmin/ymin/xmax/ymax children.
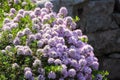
<box><xmin>1</xmin><ymin>1</ymin><xmax>100</xmax><ymax>80</ymax></box>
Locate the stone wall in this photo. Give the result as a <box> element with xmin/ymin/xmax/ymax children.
<box><xmin>76</xmin><ymin>1</ymin><xmax>120</xmax><ymax>80</ymax></box>
<box><xmin>37</xmin><ymin>0</ymin><xmax>120</xmax><ymax>80</ymax></box>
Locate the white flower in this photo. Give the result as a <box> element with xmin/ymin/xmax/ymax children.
<box><xmin>33</xmin><ymin>59</ymin><xmax>41</xmax><ymax>67</ymax></box>
<box><xmin>12</xmin><ymin>63</ymin><xmax>19</xmax><ymax>69</ymax></box>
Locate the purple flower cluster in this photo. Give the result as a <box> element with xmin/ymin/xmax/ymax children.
<box><xmin>1</xmin><ymin>1</ymin><xmax>100</xmax><ymax>80</ymax></box>
<box><xmin>16</xmin><ymin>46</ymin><xmax>32</xmax><ymax>56</ymax></box>
<box><xmin>33</xmin><ymin>59</ymin><xmax>41</xmax><ymax>67</ymax></box>
<box><xmin>24</xmin><ymin>67</ymin><xmax>34</xmax><ymax>80</ymax></box>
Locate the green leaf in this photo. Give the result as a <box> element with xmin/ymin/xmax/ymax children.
<box><xmin>44</xmin><ymin>65</ymin><xmax>62</xmax><ymax>73</ymax></box>
<box><xmin>73</xmin><ymin>16</ymin><xmax>80</xmax><ymax>22</ymax></box>
<box><xmin>92</xmin><ymin>70</ymin><xmax>109</xmax><ymax>80</ymax></box>
<box><xmin>0</xmin><ymin>75</ymin><xmax>7</xmax><ymax>80</ymax></box>
<box><xmin>78</xmin><ymin>36</ymin><xmax>88</xmax><ymax>43</ymax></box>
<box><xmin>76</xmin><ymin>16</ymin><xmax>80</xmax><ymax>21</ymax></box>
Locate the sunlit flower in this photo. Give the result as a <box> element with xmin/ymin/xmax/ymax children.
<box><xmin>24</xmin><ymin>71</ymin><xmax>33</xmax><ymax>79</ymax></box>
<box><xmin>59</xmin><ymin>7</ymin><xmax>68</xmax><ymax>17</ymax></box>
<box><xmin>48</xmin><ymin>71</ymin><xmax>56</xmax><ymax>79</ymax></box>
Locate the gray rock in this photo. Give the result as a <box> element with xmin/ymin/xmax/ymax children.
<box><xmin>83</xmin><ymin>0</ymin><xmax>115</xmax><ymax>16</ymax></box>
<box><xmin>77</xmin><ymin>0</ymin><xmax>118</xmax><ymax>33</ymax></box>
<box><xmin>117</xmin><ymin>37</ymin><xmax>120</xmax><ymax>43</ymax></box>
<box><xmin>113</xmin><ymin>13</ymin><xmax>120</xmax><ymax>25</ymax></box>
<box><xmin>74</xmin><ymin>0</ymin><xmax>86</xmax><ymax>5</ymax></box>
<box><xmin>85</xmin><ymin>15</ymin><xmax>118</xmax><ymax>33</ymax></box>
<box><xmin>87</xmin><ymin>29</ymin><xmax>120</xmax><ymax>56</ymax></box>
<box><xmin>109</xmin><ymin>53</ymin><xmax>120</xmax><ymax>59</ymax></box>
<box><xmin>100</xmin><ymin>58</ymin><xmax>120</xmax><ymax>80</ymax></box>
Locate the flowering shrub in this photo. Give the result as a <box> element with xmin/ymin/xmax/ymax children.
<box><xmin>0</xmin><ymin>0</ymin><xmax>36</xmax><ymax>29</ymax></box>
<box><xmin>0</xmin><ymin>0</ymin><xmax>109</xmax><ymax>80</ymax></box>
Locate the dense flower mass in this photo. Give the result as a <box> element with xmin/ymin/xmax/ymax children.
<box><xmin>0</xmin><ymin>1</ymin><xmax>104</xmax><ymax>80</ymax></box>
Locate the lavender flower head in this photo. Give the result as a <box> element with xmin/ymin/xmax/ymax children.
<box><xmin>23</xmin><ymin>28</ymin><xmax>32</xmax><ymax>35</ymax></box>
<box><xmin>24</xmin><ymin>48</ymin><xmax>32</xmax><ymax>56</ymax></box>
<box><xmin>34</xmin><ymin>8</ymin><xmax>41</xmax><ymax>16</ymax></box>
<box><xmin>10</xmin><ymin>23</ymin><xmax>18</xmax><ymax>28</ymax></box>
<box><xmin>1</xmin><ymin>50</ymin><xmax>6</xmax><ymax>55</ymax></box>
<box><xmin>44</xmin><ymin>2</ymin><xmax>53</xmax><ymax>9</ymax></box>
<box><xmin>7</xmin><ymin>15</ymin><xmax>11</xmax><ymax>19</ymax></box>
<box><xmin>28</xmin><ymin>34</ymin><xmax>36</xmax><ymax>41</ymax></box>
<box><xmin>5</xmin><ymin>45</ymin><xmax>12</xmax><ymax>51</ymax></box>
<box><xmin>61</xmin><ymin>65</ymin><xmax>68</xmax><ymax>78</ymax></box>
<box><xmin>54</xmin><ymin>59</ymin><xmax>62</xmax><ymax>65</ymax></box>
<box><xmin>18</xmin><ymin>9</ymin><xmax>24</xmax><ymax>15</ymax></box>
<box><xmin>35</xmin><ymin>33</ymin><xmax>41</xmax><ymax>40</ymax></box>
<box><xmin>38</xmin><ymin>68</ymin><xmax>45</xmax><ymax>75</ymax></box>
<box><xmin>38</xmin><ymin>75</ymin><xmax>45</xmax><ymax>80</ymax></box>
<box><xmin>78</xmin><ymin>58</ymin><xmax>87</xmax><ymax>68</ymax></box>
<box><xmin>30</xmin><ymin>12</ymin><xmax>36</xmax><ymax>19</ymax></box>
<box><xmin>32</xmin><ymin>24</ymin><xmax>40</xmax><ymax>31</ymax></box>
<box><xmin>17</xmin><ymin>48</ymin><xmax>25</xmax><ymax>55</ymax></box>
<box><xmin>22</xmin><ymin>2</ymin><xmax>27</xmax><ymax>6</ymax></box>
<box><xmin>37</xmin><ymin>40</ymin><xmax>44</xmax><ymax>48</ymax></box>
<box><xmin>77</xmin><ymin>72</ymin><xmax>86</xmax><ymax>80</ymax></box>
<box><xmin>70</xmin><ymin>22</ymin><xmax>76</xmax><ymax>30</ymax></box>
<box><xmin>48</xmin><ymin>58</ymin><xmax>55</xmax><ymax>64</ymax></box>
<box><xmin>65</xmin><ymin>16</ymin><xmax>73</xmax><ymax>25</ymax></box>
<box><xmin>91</xmin><ymin>61</ymin><xmax>99</xmax><ymax>70</ymax></box>
<box><xmin>73</xmin><ymin>29</ymin><xmax>82</xmax><ymax>37</ymax></box>
<box><xmin>10</xmin><ymin>8</ymin><xmax>16</xmax><ymax>14</ymax></box>
<box><xmin>16</xmin><ymin>13</ymin><xmax>23</xmax><ymax>20</ymax></box>
<box><xmin>48</xmin><ymin>71</ymin><xmax>56</xmax><ymax>79</ymax></box>
<box><xmin>4</xmin><ymin>18</ymin><xmax>10</xmax><ymax>24</ymax></box>
<box><xmin>59</xmin><ymin>78</ymin><xmax>64</xmax><ymax>80</ymax></box>
<box><xmin>49</xmin><ymin>51</ymin><xmax>58</xmax><ymax>58</ymax></box>
<box><xmin>14</xmin><ymin>0</ymin><xmax>20</xmax><ymax>4</ymax></box>
<box><xmin>12</xmin><ymin>63</ymin><xmax>19</xmax><ymax>69</ymax></box>
<box><xmin>68</xmin><ymin>69</ymin><xmax>76</xmax><ymax>77</ymax></box>
<box><xmin>70</xmin><ymin>59</ymin><xmax>78</xmax><ymax>67</ymax></box>
<box><xmin>69</xmin><ymin>48</ymin><xmax>76</xmax><ymax>57</ymax></box>
<box><xmin>57</xmin><ymin>18</ymin><xmax>64</xmax><ymax>25</ymax></box>
<box><xmin>41</xmin><ymin>8</ymin><xmax>49</xmax><ymax>13</ymax></box>
<box><xmin>83</xmin><ymin>66</ymin><xmax>92</xmax><ymax>74</ymax></box>
<box><xmin>24</xmin><ymin>71</ymin><xmax>33</xmax><ymax>79</ymax></box>
<box><xmin>13</xmin><ymin>37</ymin><xmax>21</xmax><ymax>45</ymax></box>
<box><xmin>24</xmin><ymin>67</ymin><xmax>31</xmax><ymax>73</ymax></box>
<box><xmin>33</xmin><ymin>59</ymin><xmax>41</xmax><ymax>67</ymax></box>
<box><xmin>17</xmin><ymin>31</ymin><xmax>24</xmax><ymax>37</ymax></box>
<box><xmin>95</xmin><ymin>74</ymin><xmax>103</xmax><ymax>80</ymax></box>
<box><xmin>59</xmin><ymin>7</ymin><xmax>68</xmax><ymax>17</ymax></box>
